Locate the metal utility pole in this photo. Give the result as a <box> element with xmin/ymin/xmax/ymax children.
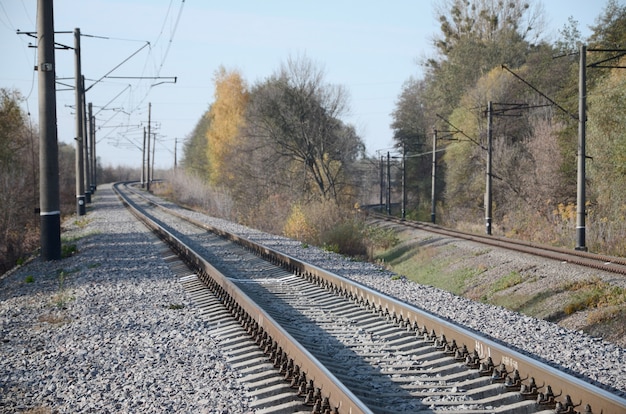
<box><xmin>38</xmin><ymin>0</ymin><xmax>61</xmax><ymax>260</ymax></box>
<box><xmin>146</xmin><ymin>102</ymin><xmax>152</xmax><ymax>191</ymax></box>
<box><xmin>74</xmin><ymin>28</ymin><xmax>86</xmax><ymax>215</ymax></box>
<box><xmin>401</xmin><ymin>145</ymin><xmax>406</xmax><ymax>220</ymax></box>
<box><xmin>151</xmin><ymin>131</ymin><xmax>156</xmax><ymax>183</ymax></box>
<box><xmin>88</xmin><ymin>102</ymin><xmax>96</xmax><ymax>194</ymax></box>
<box><xmin>379</xmin><ymin>155</ymin><xmax>384</xmax><ymax>212</ymax></box>
<box><xmin>485</xmin><ymin>101</ymin><xmax>493</xmax><ymax>235</ymax></box>
<box><xmin>386</xmin><ymin>151</ymin><xmax>391</xmax><ymax>215</ymax></box>
<box><xmin>174</xmin><ymin>138</ymin><xmax>178</xmax><ymax>169</ymax></box>
<box><xmin>83</xmin><ymin>77</ymin><xmax>91</xmax><ymax>204</ymax></box>
<box><xmin>431</xmin><ymin>129</ymin><xmax>437</xmax><ymax>224</ymax></box>
<box><xmin>141</xmin><ymin>127</ymin><xmax>146</xmax><ymax>187</ymax></box>
<box><xmin>576</xmin><ymin>44</ymin><xmax>587</xmax><ymax>251</ymax></box>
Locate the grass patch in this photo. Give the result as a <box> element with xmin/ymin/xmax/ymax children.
<box><xmin>491</xmin><ymin>271</ymin><xmax>524</xmax><ymax>293</ymax></box>
<box><xmin>167</xmin><ymin>303</ymin><xmax>185</xmax><ymax>310</ymax></box>
<box><xmin>563</xmin><ymin>278</ymin><xmax>626</xmax><ymax>315</ymax></box>
<box><xmin>379</xmin><ymin>244</ymin><xmax>484</xmax><ymax>295</ymax></box>
<box><xmin>25</xmin><ymin>275</ymin><xmax>35</xmax><ymax>283</ymax></box>
<box><xmin>74</xmin><ymin>217</ymin><xmax>92</xmax><ymax>228</ymax></box>
<box><xmin>61</xmin><ymin>243</ymin><xmax>78</xmax><ymax>258</ymax></box>
<box><xmin>490</xmin><ymin>290</ymin><xmax>554</xmax><ymax>314</ymax></box>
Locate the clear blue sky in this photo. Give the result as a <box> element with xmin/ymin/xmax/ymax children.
<box><xmin>0</xmin><ymin>0</ymin><xmax>617</xmax><ymax>169</ymax></box>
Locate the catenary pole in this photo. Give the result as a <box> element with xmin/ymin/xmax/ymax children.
<box><xmin>151</xmin><ymin>130</ymin><xmax>156</xmax><ymax>183</ymax></box>
<box><xmin>74</xmin><ymin>28</ymin><xmax>85</xmax><ymax>215</ymax></box>
<box><xmin>431</xmin><ymin>129</ymin><xmax>437</xmax><ymax>223</ymax></box>
<box><xmin>141</xmin><ymin>127</ymin><xmax>146</xmax><ymax>187</ymax></box>
<box><xmin>146</xmin><ymin>102</ymin><xmax>151</xmax><ymax>191</ymax></box>
<box><xmin>83</xmin><ymin>76</ymin><xmax>91</xmax><ymax>204</ymax></box>
<box><xmin>401</xmin><ymin>145</ymin><xmax>406</xmax><ymax>220</ymax></box>
<box><xmin>485</xmin><ymin>101</ymin><xmax>493</xmax><ymax>235</ymax></box>
<box><xmin>576</xmin><ymin>45</ymin><xmax>587</xmax><ymax>251</ymax></box>
<box><xmin>386</xmin><ymin>151</ymin><xmax>391</xmax><ymax>215</ymax></box>
<box><xmin>88</xmin><ymin>102</ymin><xmax>95</xmax><ymax>193</ymax></box>
<box><xmin>38</xmin><ymin>0</ymin><xmax>61</xmax><ymax>260</ymax></box>
<box><xmin>379</xmin><ymin>155</ymin><xmax>383</xmax><ymax>212</ymax></box>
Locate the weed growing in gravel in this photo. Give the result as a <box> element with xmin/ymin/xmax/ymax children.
<box><xmin>168</xmin><ymin>303</ymin><xmax>185</xmax><ymax>310</ymax></box>
<box><xmin>74</xmin><ymin>217</ymin><xmax>92</xmax><ymax>228</ymax></box>
<box><xmin>25</xmin><ymin>275</ymin><xmax>34</xmax><ymax>283</ymax></box>
<box><xmin>52</xmin><ymin>271</ymin><xmax>74</xmax><ymax>309</ymax></box>
<box><xmin>61</xmin><ymin>243</ymin><xmax>77</xmax><ymax>258</ymax></box>
<box><xmin>87</xmin><ymin>262</ymin><xmax>101</xmax><ymax>269</ymax></box>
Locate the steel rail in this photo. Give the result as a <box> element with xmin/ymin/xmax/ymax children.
<box><xmin>366</xmin><ymin>210</ymin><xmax>626</xmax><ymax>275</ymax></box>
<box><xmin>113</xmin><ymin>182</ymin><xmax>372</xmax><ymax>414</ymax></box>
<box><xmin>117</xmin><ymin>183</ymin><xmax>626</xmax><ymax>413</ymax></box>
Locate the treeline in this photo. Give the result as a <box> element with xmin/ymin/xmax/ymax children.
<box><xmin>174</xmin><ymin>0</ymin><xmax>625</xmax><ymax>257</ymax></box>
<box><xmin>172</xmin><ymin>56</ymin><xmax>380</xmax><ymax>255</ymax></box>
<box><xmin>0</xmin><ymin>89</ymin><xmax>148</xmax><ymax>274</ymax></box>
<box><xmin>389</xmin><ymin>0</ymin><xmax>626</xmax><ymax>255</ymax></box>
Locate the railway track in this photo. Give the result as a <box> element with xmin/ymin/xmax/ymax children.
<box><xmin>365</xmin><ymin>210</ymin><xmax>626</xmax><ymax>276</ymax></box>
<box><xmin>113</xmin><ymin>182</ymin><xmax>626</xmax><ymax>414</ymax></box>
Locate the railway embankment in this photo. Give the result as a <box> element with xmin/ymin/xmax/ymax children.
<box><xmin>368</xmin><ymin>218</ymin><xmax>626</xmax><ymax>347</ymax></box>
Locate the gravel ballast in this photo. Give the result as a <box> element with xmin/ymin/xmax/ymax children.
<box><xmin>1</xmin><ymin>183</ymin><xmax>625</xmax><ymax>413</ymax></box>
<box><xmin>0</xmin><ymin>185</ymin><xmax>253</xmax><ymax>413</ymax></box>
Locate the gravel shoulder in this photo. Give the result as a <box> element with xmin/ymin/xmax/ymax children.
<box><xmin>0</xmin><ymin>184</ymin><xmax>253</xmax><ymax>413</ymax></box>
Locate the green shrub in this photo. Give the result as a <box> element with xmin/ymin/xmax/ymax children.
<box><xmin>365</xmin><ymin>225</ymin><xmax>399</xmax><ymax>250</ymax></box>
<box><xmin>320</xmin><ymin>219</ymin><xmax>367</xmax><ymax>257</ymax></box>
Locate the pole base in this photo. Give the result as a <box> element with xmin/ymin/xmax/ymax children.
<box><xmin>40</xmin><ymin>212</ymin><xmax>61</xmax><ymax>260</ymax></box>
<box><xmin>77</xmin><ymin>195</ymin><xmax>86</xmax><ymax>216</ymax></box>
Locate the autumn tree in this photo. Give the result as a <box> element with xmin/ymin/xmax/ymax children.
<box><xmin>243</xmin><ymin>56</ymin><xmax>364</xmax><ymax>203</ymax></box>
<box><xmin>181</xmin><ymin>106</ymin><xmax>210</xmax><ymax>177</ymax></box>
<box><xmin>205</xmin><ymin>67</ymin><xmax>249</xmax><ymax>186</ymax></box>
<box><xmin>0</xmin><ymin>89</ymin><xmax>38</xmax><ymax>273</ymax></box>
<box><xmin>424</xmin><ymin>0</ymin><xmax>545</xmax><ymax>117</ymax></box>
<box><xmin>390</xmin><ymin>78</ymin><xmax>433</xmax><ymax>215</ymax></box>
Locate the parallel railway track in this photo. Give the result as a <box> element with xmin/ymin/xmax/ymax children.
<box><xmin>365</xmin><ymin>211</ymin><xmax>626</xmax><ymax>276</ymax></box>
<box><xmin>113</xmin><ymin>183</ymin><xmax>626</xmax><ymax>414</ymax></box>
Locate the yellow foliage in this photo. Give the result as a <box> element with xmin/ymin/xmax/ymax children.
<box><xmin>283</xmin><ymin>204</ymin><xmax>316</xmax><ymax>241</ymax></box>
<box><xmin>206</xmin><ymin>67</ymin><xmax>249</xmax><ymax>186</ymax></box>
<box><xmin>553</xmin><ymin>202</ymin><xmax>576</xmax><ymax>222</ymax></box>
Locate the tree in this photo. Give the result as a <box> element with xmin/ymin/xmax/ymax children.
<box><xmin>243</xmin><ymin>55</ymin><xmax>364</xmax><ymax>203</ymax></box>
<box><xmin>181</xmin><ymin>107</ymin><xmax>210</xmax><ymax>177</ymax></box>
<box><xmin>424</xmin><ymin>0</ymin><xmax>544</xmax><ymax>117</ymax></box>
<box><xmin>587</xmin><ymin>69</ymin><xmax>626</xmax><ymax>254</ymax></box>
<box><xmin>0</xmin><ymin>89</ymin><xmax>38</xmax><ymax>273</ymax></box>
<box><xmin>205</xmin><ymin>67</ymin><xmax>249</xmax><ymax>186</ymax></box>
<box><xmin>554</xmin><ymin>16</ymin><xmax>582</xmax><ymax>55</ymax></box>
<box><xmin>588</xmin><ymin>0</ymin><xmax>626</xmax><ymax>48</ymax></box>
<box><xmin>390</xmin><ymin>78</ymin><xmax>433</xmax><ymax>214</ymax></box>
